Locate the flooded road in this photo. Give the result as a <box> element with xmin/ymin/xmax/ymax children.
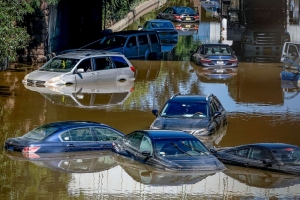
<box><xmin>1</xmin><ymin>17</ymin><xmax>300</xmax><ymax>200</ymax></box>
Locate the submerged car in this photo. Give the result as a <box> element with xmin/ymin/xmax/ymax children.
<box><xmin>210</xmin><ymin>143</ymin><xmax>300</xmax><ymax>175</ymax></box>
<box><xmin>156</xmin><ymin>6</ymin><xmax>199</xmax><ymax>23</ymax></box>
<box><xmin>4</xmin><ymin>121</ymin><xmax>124</xmax><ymax>153</ymax></box>
<box><xmin>150</xmin><ymin>93</ymin><xmax>227</xmax><ymax>136</ymax></box>
<box><xmin>281</xmin><ymin>55</ymin><xmax>300</xmax><ymax>88</ymax></box>
<box><xmin>190</xmin><ymin>44</ymin><xmax>238</xmax><ymax>68</ymax></box>
<box><xmin>112</xmin><ymin>129</ymin><xmax>225</xmax><ymax>171</ymax></box>
<box><xmin>138</xmin><ymin>19</ymin><xmax>178</xmax><ymax>44</ymax></box>
<box><xmin>22</xmin><ymin>50</ymin><xmax>135</xmax><ymax>86</ymax></box>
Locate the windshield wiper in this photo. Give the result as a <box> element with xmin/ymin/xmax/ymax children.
<box><xmin>170</xmin><ymin>142</ymin><xmax>191</xmax><ymax>156</ymax></box>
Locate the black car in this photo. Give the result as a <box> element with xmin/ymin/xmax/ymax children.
<box><xmin>150</xmin><ymin>93</ymin><xmax>227</xmax><ymax>136</ymax></box>
<box><xmin>210</xmin><ymin>143</ymin><xmax>300</xmax><ymax>175</ymax></box>
<box><xmin>112</xmin><ymin>129</ymin><xmax>225</xmax><ymax>171</ymax></box>
<box><xmin>4</xmin><ymin>121</ymin><xmax>124</xmax><ymax>153</ymax></box>
<box><xmin>156</xmin><ymin>6</ymin><xmax>199</xmax><ymax>23</ymax></box>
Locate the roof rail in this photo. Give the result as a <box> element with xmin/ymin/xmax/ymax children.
<box><xmin>206</xmin><ymin>93</ymin><xmax>213</xmax><ymax>100</ymax></box>
<box><xmin>170</xmin><ymin>92</ymin><xmax>181</xmax><ymax>99</ymax></box>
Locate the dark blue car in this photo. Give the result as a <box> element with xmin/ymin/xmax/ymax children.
<box><xmin>4</xmin><ymin>121</ymin><xmax>124</xmax><ymax>153</ymax></box>
<box><xmin>190</xmin><ymin>44</ymin><xmax>238</xmax><ymax>68</ymax></box>
<box><xmin>281</xmin><ymin>56</ymin><xmax>300</xmax><ymax>89</ymax></box>
<box><xmin>112</xmin><ymin>129</ymin><xmax>225</xmax><ymax>171</ymax></box>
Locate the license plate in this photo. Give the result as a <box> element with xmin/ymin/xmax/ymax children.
<box><xmin>185</xmin><ymin>17</ymin><xmax>191</xmax><ymax>20</ymax></box>
<box><xmin>217</xmin><ymin>61</ymin><xmax>224</xmax><ymax>64</ymax></box>
<box><xmin>216</xmin><ymin>69</ymin><xmax>225</xmax><ymax>73</ymax></box>
<box><xmin>186</xmin><ymin>25</ymin><xmax>191</xmax><ymax>28</ymax></box>
<box><xmin>263</xmin><ymin>47</ymin><xmax>272</xmax><ymax>55</ymax></box>
<box><xmin>161</xmin><ymin>32</ymin><xmax>167</xmax><ymax>35</ymax></box>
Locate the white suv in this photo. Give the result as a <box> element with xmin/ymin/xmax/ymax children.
<box><xmin>22</xmin><ymin>50</ymin><xmax>135</xmax><ymax>86</ymax></box>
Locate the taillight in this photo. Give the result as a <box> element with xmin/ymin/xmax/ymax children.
<box><xmin>130</xmin><ymin>66</ymin><xmax>135</xmax><ymax>72</ymax></box>
<box><xmin>194</xmin><ymin>15</ymin><xmax>199</xmax><ymax>19</ymax></box>
<box><xmin>22</xmin><ymin>146</ymin><xmax>40</xmax><ymax>153</ymax></box>
<box><xmin>228</xmin><ymin>58</ymin><xmax>238</xmax><ymax>63</ymax></box>
<box><xmin>175</xmin><ymin>25</ymin><xmax>181</xmax><ymax>29</ymax></box>
<box><xmin>175</xmin><ymin>15</ymin><xmax>181</xmax><ymax>19</ymax></box>
<box><xmin>130</xmin><ymin>87</ymin><xmax>134</xmax><ymax>92</ymax></box>
<box><xmin>201</xmin><ymin>58</ymin><xmax>213</xmax><ymax>64</ymax></box>
<box><xmin>194</xmin><ymin>26</ymin><xmax>199</xmax><ymax>29</ymax></box>
<box><xmin>23</xmin><ymin>152</ymin><xmax>40</xmax><ymax>158</ymax></box>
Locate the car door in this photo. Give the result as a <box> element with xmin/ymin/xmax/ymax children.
<box><xmin>92</xmin><ymin>127</ymin><xmax>124</xmax><ymax>150</ymax></box>
<box><xmin>61</xmin><ymin>128</ymin><xmax>98</xmax><ymax>151</ymax></box>
<box><xmin>123</xmin><ymin>131</ymin><xmax>144</xmax><ymax>158</ymax></box>
<box><xmin>281</xmin><ymin>42</ymin><xmax>300</xmax><ymax>62</ymax></box>
<box><xmin>208</xmin><ymin>100</ymin><xmax>221</xmax><ymax>133</ymax></box>
<box><xmin>148</xmin><ymin>33</ymin><xmax>161</xmax><ymax>56</ymax></box>
<box><xmin>247</xmin><ymin>148</ymin><xmax>280</xmax><ymax>171</ymax></box>
<box><xmin>124</xmin><ymin>36</ymin><xmax>139</xmax><ymax>59</ymax></box>
<box><xmin>92</xmin><ymin>56</ymin><xmax>118</xmax><ymax>82</ymax></box>
<box><xmin>111</xmin><ymin>56</ymin><xmax>133</xmax><ymax>81</ymax></box>
<box><xmin>74</xmin><ymin>59</ymin><xmax>93</xmax><ymax>84</ymax></box>
<box><xmin>212</xmin><ymin>96</ymin><xmax>227</xmax><ymax>126</ymax></box>
<box><xmin>138</xmin><ymin>34</ymin><xmax>151</xmax><ymax>58</ymax></box>
<box><xmin>135</xmin><ymin>135</ymin><xmax>154</xmax><ymax>163</ymax></box>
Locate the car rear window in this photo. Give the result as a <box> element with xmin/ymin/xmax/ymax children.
<box><xmin>149</xmin><ymin>34</ymin><xmax>159</xmax><ymax>44</ymax></box>
<box><xmin>111</xmin><ymin>56</ymin><xmax>129</xmax><ymax>68</ymax></box>
<box><xmin>22</xmin><ymin>125</ymin><xmax>61</xmax><ymax>140</ymax></box>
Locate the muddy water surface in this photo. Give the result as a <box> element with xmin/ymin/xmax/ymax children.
<box><xmin>2</xmin><ymin>14</ymin><xmax>300</xmax><ymax>199</ymax></box>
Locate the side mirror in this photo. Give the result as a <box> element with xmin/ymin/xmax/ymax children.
<box><xmin>262</xmin><ymin>159</ymin><xmax>273</xmax><ymax>167</ymax></box>
<box><xmin>141</xmin><ymin>151</ymin><xmax>151</xmax><ymax>157</ymax></box>
<box><xmin>152</xmin><ymin>109</ymin><xmax>158</xmax><ymax>117</ymax></box>
<box><xmin>214</xmin><ymin>111</ymin><xmax>221</xmax><ymax>117</ymax></box>
<box><xmin>77</xmin><ymin>68</ymin><xmax>84</xmax><ymax>73</ymax></box>
<box><xmin>210</xmin><ymin>148</ymin><xmax>217</xmax><ymax>154</ymax></box>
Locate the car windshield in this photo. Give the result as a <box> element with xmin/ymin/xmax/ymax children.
<box><xmin>22</xmin><ymin>124</ymin><xmax>61</xmax><ymax>140</ymax></box>
<box><xmin>100</xmin><ymin>35</ymin><xmax>127</xmax><ymax>47</ymax></box>
<box><xmin>39</xmin><ymin>57</ymin><xmax>79</xmax><ymax>72</ymax></box>
<box><xmin>175</xmin><ymin>7</ymin><xmax>195</xmax><ymax>14</ymax></box>
<box><xmin>160</xmin><ymin>102</ymin><xmax>208</xmax><ymax>118</ymax></box>
<box><xmin>154</xmin><ymin>138</ymin><xmax>209</xmax><ymax>157</ymax></box>
<box><xmin>272</xmin><ymin>147</ymin><xmax>300</xmax><ymax>166</ymax></box>
<box><xmin>151</xmin><ymin>22</ymin><xmax>174</xmax><ymax>29</ymax></box>
<box><xmin>205</xmin><ymin>47</ymin><xmax>232</xmax><ymax>56</ymax></box>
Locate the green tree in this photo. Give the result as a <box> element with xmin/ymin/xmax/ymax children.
<box><xmin>0</xmin><ymin>0</ymin><xmax>58</xmax><ymax>70</ymax></box>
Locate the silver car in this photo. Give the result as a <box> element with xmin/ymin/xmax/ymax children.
<box><xmin>22</xmin><ymin>51</ymin><xmax>135</xmax><ymax>86</ymax></box>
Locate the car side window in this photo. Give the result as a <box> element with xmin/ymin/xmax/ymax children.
<box><xmin>76</xmin><ymin>59</ymin><xmax>92</xmax><ymax>72</ymax></box>
<box><xmin>111</xmin><ymin>56</ymin><xmax>129</xmax><ymax>68</ymax></box>
<box><xmin>138</xmin><ymin>35</ymin><xmax>149</xmax><ymax>45</ymax></box>
<box><xmin>139</xmin><ymin>136</ymin><xmax>153</xmax><ymax>155</ymax></box>
<box><xmin>249</xmin><ymin>148</ymin><xmax>272</xmax><ymax>160</ymax></box>
<box><xmin>200</xmin><ymin>47</ymin><xmax>205</xmax><ymax>54</ymax></box>
<box><xmin>143</xmin><ymin>22</ymin><xmax>150</xmax><ymax>29</ymax></box>
<box><xmin>69</xmin><ymin>128</ymin><xmax>95</xmax><ymax>141</ymax></box>
<box><xmin>93</xmin><ymin>127</ymin><xmax>123</xmax><ymax>141</ymax></box>
<box><xmin>236</xmin><ymin>148</ymin><xmax>250</xmax><ymax>157</ymax></box>
<box><xmin>196</xmin><ymin>46</ymin><xmax>201</xmax><ymax>54</ymax></box>
<box><xmin>126</xmin><ymin>132</ymin><xmax>144</xmax><ymax>149</ymax></box>
<box><xmin>94</xmin><ymin>57</ymin><xmax>114</xmax><ymax>70</ymax></box>
<box><xmin>149</xmin><ymin>34</ymin><xmax>159</xmax><ymax>44</ymax></box>
<box><xmin>126</xmin><ymin>36</ymin><xmax>137</xmax><ymax>47</ymax></box>
<box><xmin>60</xmin><ymin>131</ymin><xmax>72</xmax><ymax>141</ymax></box>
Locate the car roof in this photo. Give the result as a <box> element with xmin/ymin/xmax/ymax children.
<box><xmin>44</xmin><ymin>120</ymin><xmax>108</xmax><ymax>129</ymax></box>
<box><xmin>142</xmin><ymin>130</ymin><xmax>197</xmax><ymax>139</ymax></box>
<box><xmin>167</xmin><ymin>93</ymin><xmax>213</xmax><ymax>103</ymax></box>
<box><xmin>106</xmin><ymin>30</ymin><xmax>159</xmax><ymax>36</ymax></box>
<box><xmin>147</xmin><ymin>19</ymin><xmax>173</xmax><ymax>23</ymax></box>
<box><xmin>232</xmin><ymin>143</ymin><xmax>300</xmax><ymax>150</ymax></box>
<box><xmin>56</xmin><ymin>50</ymin><xmax>124</xmax><ymax>59</ymax></box>
<box><xmin>201</xmin><ymin>44</ymin><xmax>231</xmax><ymax>48</ymax></box>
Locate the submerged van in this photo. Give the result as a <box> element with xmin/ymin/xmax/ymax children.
<box><xmin>61</xmin><ymin>30</ymin><xmax>162</xmax><ymax>60</ymax></box>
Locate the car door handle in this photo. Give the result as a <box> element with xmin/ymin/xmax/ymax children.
<box><xmin>67</xmin><ymin>144</ymin><xmax>75</xmax><ymax>147</ymax></box>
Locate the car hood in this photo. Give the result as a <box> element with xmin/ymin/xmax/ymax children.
<box><xmin>160</xmin><ymin>154</ymin><xmax>225</xmax><ymax>171</ymax></box>
<box><xmin>26</xmin><ymin>70</ymin><xmax>66</xmax><ymax>81</ymax></box>
<box><xmin>152</xmin><ymin>117</ymin><xmax>209</xmax><ymax>131</ymax></box>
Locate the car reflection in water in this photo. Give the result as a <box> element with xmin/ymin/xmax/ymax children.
<box><xmin>114</xmin><ymin>154</ymin><xmax>217</xmax><ymax>186</ymax></box>
<box><xmin>197</xmin><ymin>124</ymin><xmax>227</xmax><ymax>150</ymax></box>
<box><xmin>5</xmin><ymin>151</ymin><xmax>117</xmax><ymax>173</ymax></box>
<box><xmin>24</xmin><ymin>80</ymin><xmax>134</xmax><ymax>109</ymax></box>
<box><xmin>190</xmin><ymin>61</ymin><xmax>238</xmax><ymax>83</ymax></box>
<box><xmin>224</xmin><ymin>165</ymin><xmax>300</xmax><ymax>189</ymax></box>
<box><xmin>131</xmin><ymin>60</ymin><xmax>161</xmax><ymax>81</ymax></box>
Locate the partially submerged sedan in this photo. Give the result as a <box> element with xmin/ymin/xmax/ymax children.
<box><xmin>210</xmin><ymin>143</ymin><xmax>300</xmax><ymax>175</ymax></box>
<box><xmin>4</xmin><ymin>121</ymin><xmax>124</xmax><ymax>153</ymax></box>
<box><xmin>112</xmin><ymin>129</ymin><xmax>225</xmax><ymax>171</ymax></box>
<box><xmin>22</xmin><ymin>50</ymin><xmax>135</xmax><ymax>86</ymax></box>
<box><xmin>190</xmin><ymin>44</ymin><xmax>238</xmax><ymax>68</ymax></box>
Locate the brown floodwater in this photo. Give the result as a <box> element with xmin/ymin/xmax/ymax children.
<box><xmin>1</xmin><ymin>25</ymin><xmax>300</xmax><ymax>200</ymax></box>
